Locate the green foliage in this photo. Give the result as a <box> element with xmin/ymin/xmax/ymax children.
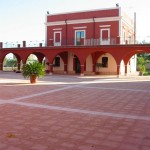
<box><xmin>137</xmin><ymin>53</ymin><xmax>150</xmax><ymax>62</ymax></box>
<box><xmin>4</xmin><ymin>58</ymin><xmax>17</xmax><ymax>67</ymax></box>
<box><xmin>137</xmin><ymin>57</ymin><xmax>146</xmax><ymax>73</ymax></box>
<box><xmin>143</xmin><ymin>71</ymin><xmax>150</xmax><ymax>76</ymax></box>
<box><xmin>22</xmin><ymin>62</ymin><xmax>45</xmax><ymax>78</ymax></box>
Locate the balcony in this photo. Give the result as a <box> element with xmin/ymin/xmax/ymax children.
<box><xmin>0</xmin><ymin>37</ymin><xmax>137</xmax><ymax>49</ymax></box>
<box><xmin>48</xmin><ymin>37</ymin><xmax>135</xmax><ymax>47</ymax></box>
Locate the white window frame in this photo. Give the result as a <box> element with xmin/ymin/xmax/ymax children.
<box><xmin>75</xmin><ymin>30</ymin><xmax>86</xmax><ymax>46</ymax></box>
<box><xmin>100</xmin><ymin>28</ymin><xmax>110</xmax><ymax>45</ymax></box>
<box><xmin>54</xmin><ymin>31</ymin><xmax>62</xmax><ymax>46</ymax></box>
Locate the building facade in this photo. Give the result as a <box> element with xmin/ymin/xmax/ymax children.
<box><xmin>45</xmin><ymin>7</ymin><xmax>136</xmax><ymax>75</ymax></box>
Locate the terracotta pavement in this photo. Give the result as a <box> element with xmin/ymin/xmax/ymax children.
<box><xmin>0</xmin><ymin>72</ymin><xmax>150</xmax><ymax>150</ymax></box>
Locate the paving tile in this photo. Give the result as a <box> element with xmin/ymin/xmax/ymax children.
<box><xmin>0</xmin><ymin>72</ymin><xmax>150</xmax><ymax>150</ymax></box>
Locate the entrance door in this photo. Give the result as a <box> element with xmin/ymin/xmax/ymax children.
<box><xmin>54</xmin><ymin>32</ymin><xmax>61</xmax><ymax>46</ymax></box>
<box><xmin>100</xmin><ymin>29</ymin><xmax>110</xmax><ymax>45</ymax></box>
<box><xmin>75</xmin><ymin>30</ymin><xmax>85</xmax><ymax>46</ymax></box>
<box><xmin>74</xmin><ymin>56</ymin><xmax>81</xmax><ymax>73</ymax></box>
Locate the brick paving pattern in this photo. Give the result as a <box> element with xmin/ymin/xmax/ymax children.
<box><xmin>0</xmin><ymin>72</ymin><xmax>150</xmax><ymax>150</ymax></box>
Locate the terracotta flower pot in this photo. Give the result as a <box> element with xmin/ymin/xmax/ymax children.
<box><xmin>30</xmin><ymin>75</ymin><xmax>37</xmax><ymax>84</ymax></box>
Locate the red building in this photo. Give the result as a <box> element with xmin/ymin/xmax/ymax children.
<box><xmin>46</xmin><ymin>7</ymin><xmax>135</xmax><ymax>46</ymax></box>
<box><xmin>45</xmin><ymin>7</ymin><xmax>136</xmax><ymax>75</ymax></box>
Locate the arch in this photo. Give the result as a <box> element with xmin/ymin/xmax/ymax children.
<box><xmin>94</xmin><ymin>52</ymin><xmax>117</xmax><ymax>75</ymax></box>
<box><xmin>122</xmin><ymin>49</ymin><xmax>149</xmax><ymax>76</ymax></box>
<box><xmin>2</xmin><ymin>53</ymin><xmax>22</xmax><ymax>71</ymax></box>
<box><xmin>24</xmin><ymin>52</ymin><xmax>46</xmax><ymax>64</ymax></box>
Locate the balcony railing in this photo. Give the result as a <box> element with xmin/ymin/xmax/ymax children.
<box><xmin>0</xmin><ymin>37</ymin><xmax>140</xmax><ymax>49</ymax></box>
<box><xmin>48</xmin><ymin>38</ymin><xmax>119</xmax><ymax>47</ymax></box>
<box><xmin>48</xmin><ymin>37</ymin><xmax>135</xmax><ymax>47</ymax></box>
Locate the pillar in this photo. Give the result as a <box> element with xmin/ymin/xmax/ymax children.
<box><xmin>125</xmin><ymin>65</ymin><xmax>127</xmax><ymax>76</ymax></box>
<box><xmin>23</xmin><ymin>41</ymin><xmax>26</xmax><ymax>47</ymax></box>
<box><xmin>64</xmin><ymin>64</ymin><xmax>68</xmax><ymax>74</ymax></box>
<box><xmin>92</xmin><ymin>63</ymin><xmax>96</xmax><ymax>73</ymax></box>
<box><xmin>17</xmin><ymin>44</ymin><xmax>20</xmax><ymax>48</ymax></box>
<box><xmin>39</xmin><ymin>43</ymin><xmax>42</xmax><ymax>47</ymax></box>
<box><xmin>17</xmin><ymin>63</ymin><xmax>21</xmax><ymax>71</ymax></box>
<box><xmin>0</xmin><ymin>63</ymin><xmax>3</xmax><ymax>71</ymax></box>
<box><xmin>49</xmin><ymin>64</ymin><xmax>53</xmax><ymax>75</ymax></box>
<box><xmin>84</xmin><ymin>62</ymin><xmax>86</xmax><ymax>71</ymax></box>
<box><xmin>80</xmin><ymin>65</ymin><xmax>84</xmax><ymax>76</ymax></box>
<box><xmin>117</xmin><ymin>65</ymin><xmax>120</xmax><ymax>78</ymax></box>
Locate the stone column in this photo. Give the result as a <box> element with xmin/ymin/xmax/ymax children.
<box><xmin>125</xmin><ymin>65</ymin><xmax>127</xmax><ymax>76</ymax></box>
<box><xmin>80</xmin><ymin>65</ymin><xmax>84</xmax><ymax>76</ymax></box>
<box><xmin>49</xmin><ymin>64</ymin><xmax>53</xmax><ymax>75</ymax></box>
<box><xmin>117</xmin><ymin>65</ymin><xmax>120</xmax><ymax>78</ymax></box>
<box><xmin>64</xmin><ymin>64</ymin><xmax>68</xmax><ymax>74</ymax></box>
<box><xmin>0</xmin><ymin>63</ymin><xmax>3</xmax><ymax>71</ymax></box>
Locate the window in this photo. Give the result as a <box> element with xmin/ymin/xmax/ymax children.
<box><xmin>54</xmin><ymin>31</ymin><xmax>61</xmax><ymax>46</ymax></box>
<box><xmin>55</xmin><ymin>33</ymin><xmax>60</xmax><ymax>42</ymax></box>
<box><xmin>100</xmin><ymin>28</ymin><xmax>110</xmax><ymax>45</ymax></box>
<box><xmin>102</xmin><ymin>57</ymin><xmax>108</xmax><ymax>67</ymax></box>
<box><xmin>75</xmin><ymin>30</ymin><xmax>85</xmax><ymax>45</ymax></box>
<box><xmin>102</xmin><ymin>30</ymin><xmax>109</xmax><ymax>40</ymax></box>
<box><xmin>54</xmin><ymin>57</ymin><xmax>60</xmax><ymax>67</ymax></box>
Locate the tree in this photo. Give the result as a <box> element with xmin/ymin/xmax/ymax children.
<box><xmin>137</xmin><ymin>53</ymin><xmax>150</xmax><ymax>62</ymax></box>
<box><xmin>137</xmin><ymin>57</ymin><xmax>146</xmax><ymax>75</ymax></box>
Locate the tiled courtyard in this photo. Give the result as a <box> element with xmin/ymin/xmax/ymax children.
<box><xmin>0</xmin><ymin>72</ymin><xmax>150</xmax><ymax>150</ymax></box>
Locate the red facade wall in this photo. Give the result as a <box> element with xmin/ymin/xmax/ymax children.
<box><xmin>47</xmin><ymin>8</ymin><xmax>119</xmax><ymax>22</ymax></box>
<box><xmin>46</xmin><ymin>7</ymin><xmax>134</xmax><ymax>46</ymax></box>
<box><xmin>47</xmin><ymin>21</ymin><xmax>119</xmax><ymax>46</ymax></box>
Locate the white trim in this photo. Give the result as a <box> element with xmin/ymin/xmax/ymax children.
<box><xmin>122</xmin><ymin>19</ymin><xmax>134</xmax><ymax>30</ymax></box>
<box><xmin>73</xmin><ymin>26</ymin><xmax>87</xmax><ymax>29</ymax></box>
<box><xmin>54</xmin><ymin>31</ymin><xmax>62</xmax><ymax>46</ymax></box>
<box><xmin>75</xmin><ymin>30</ymin><xmax>86</xmax><ymax>46</ymax></box>
<box><xmin>45</xmin><ymin>15</ymin><xmax>48</xmax><ymax>46</ymax></box>
<box><xmin>100</xmin><ymin>28</ymin><xmax>110</xmax><ymax>45</ymax></box>
<box><xmin>99</xmin><ymin>25</ymin><xmax>111</xmax><ymax>28</ymax></box>
<box><xmin>119</xmin><ymin>7</ymin><xmax>122</xmax><ymax>38</ymax></box>
<box><xmin>45</xmin><ymin>16</ymin><xmax>121</xmax><ymax>26</ymax></box>
<box><xmin>122</xmin><ymin>29</ymin><xmax>126</xmax><ymax>44</ymax></box>
<box><xmin>53</xmin><ymin>28</ymin><xmax>62</xmax><ymax>31</ymax></box>
<box><xmin>95</xmin><ymin>17</ymin><xmax>120</xmax><ymax>23</ymax></box>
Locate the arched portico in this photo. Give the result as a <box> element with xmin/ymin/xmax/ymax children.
<box><xmin>1</xmin><ymin>52</ymin><xmax>22</xmax><ymax>71</ymax></box>
<box><xmin>1</xmin><ymin>44</ymin><xmax>150</xmax><ymax>76</ymax></box>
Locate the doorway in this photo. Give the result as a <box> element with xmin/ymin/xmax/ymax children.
<box><xmin>100</xmin><ymin>28</ymin><xmax>110</xmax><ymax>45</ymax></box>
<box><xmin>74</xmin><ymin>56</ymin><xmax>81</xmax><ymax>73</ymax></box>
<box><xmin>54</xmin><ymin>31</ymin><xmax>61</xmax><ymax>46</ymax></box>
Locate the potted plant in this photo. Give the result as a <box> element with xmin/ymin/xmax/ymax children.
<box><xmin>22</xmin><ymin>62</ymin><xmax>45</xmax><ymax>83</ymax></box>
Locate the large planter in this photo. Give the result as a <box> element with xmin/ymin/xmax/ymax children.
<box><xmin>30</xmin><ymin>75</ymin><xmax>37</xmax><ymax>84</ymax></box>
<box><xmin>22</xmin><ymin>62</ymin><xmax>45</xmax><ymax>84</ymax></box>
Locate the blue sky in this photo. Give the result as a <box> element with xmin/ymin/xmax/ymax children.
<box><xmin>0</xmin><ymin>0</ymin><xmax>150</xmax><ymax>42</ymax></box>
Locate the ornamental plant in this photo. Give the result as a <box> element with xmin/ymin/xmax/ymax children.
<box><xmin>22</xmin><ymin>62</ymin><xmax>45</xmax><ymax>79</ymax></box>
